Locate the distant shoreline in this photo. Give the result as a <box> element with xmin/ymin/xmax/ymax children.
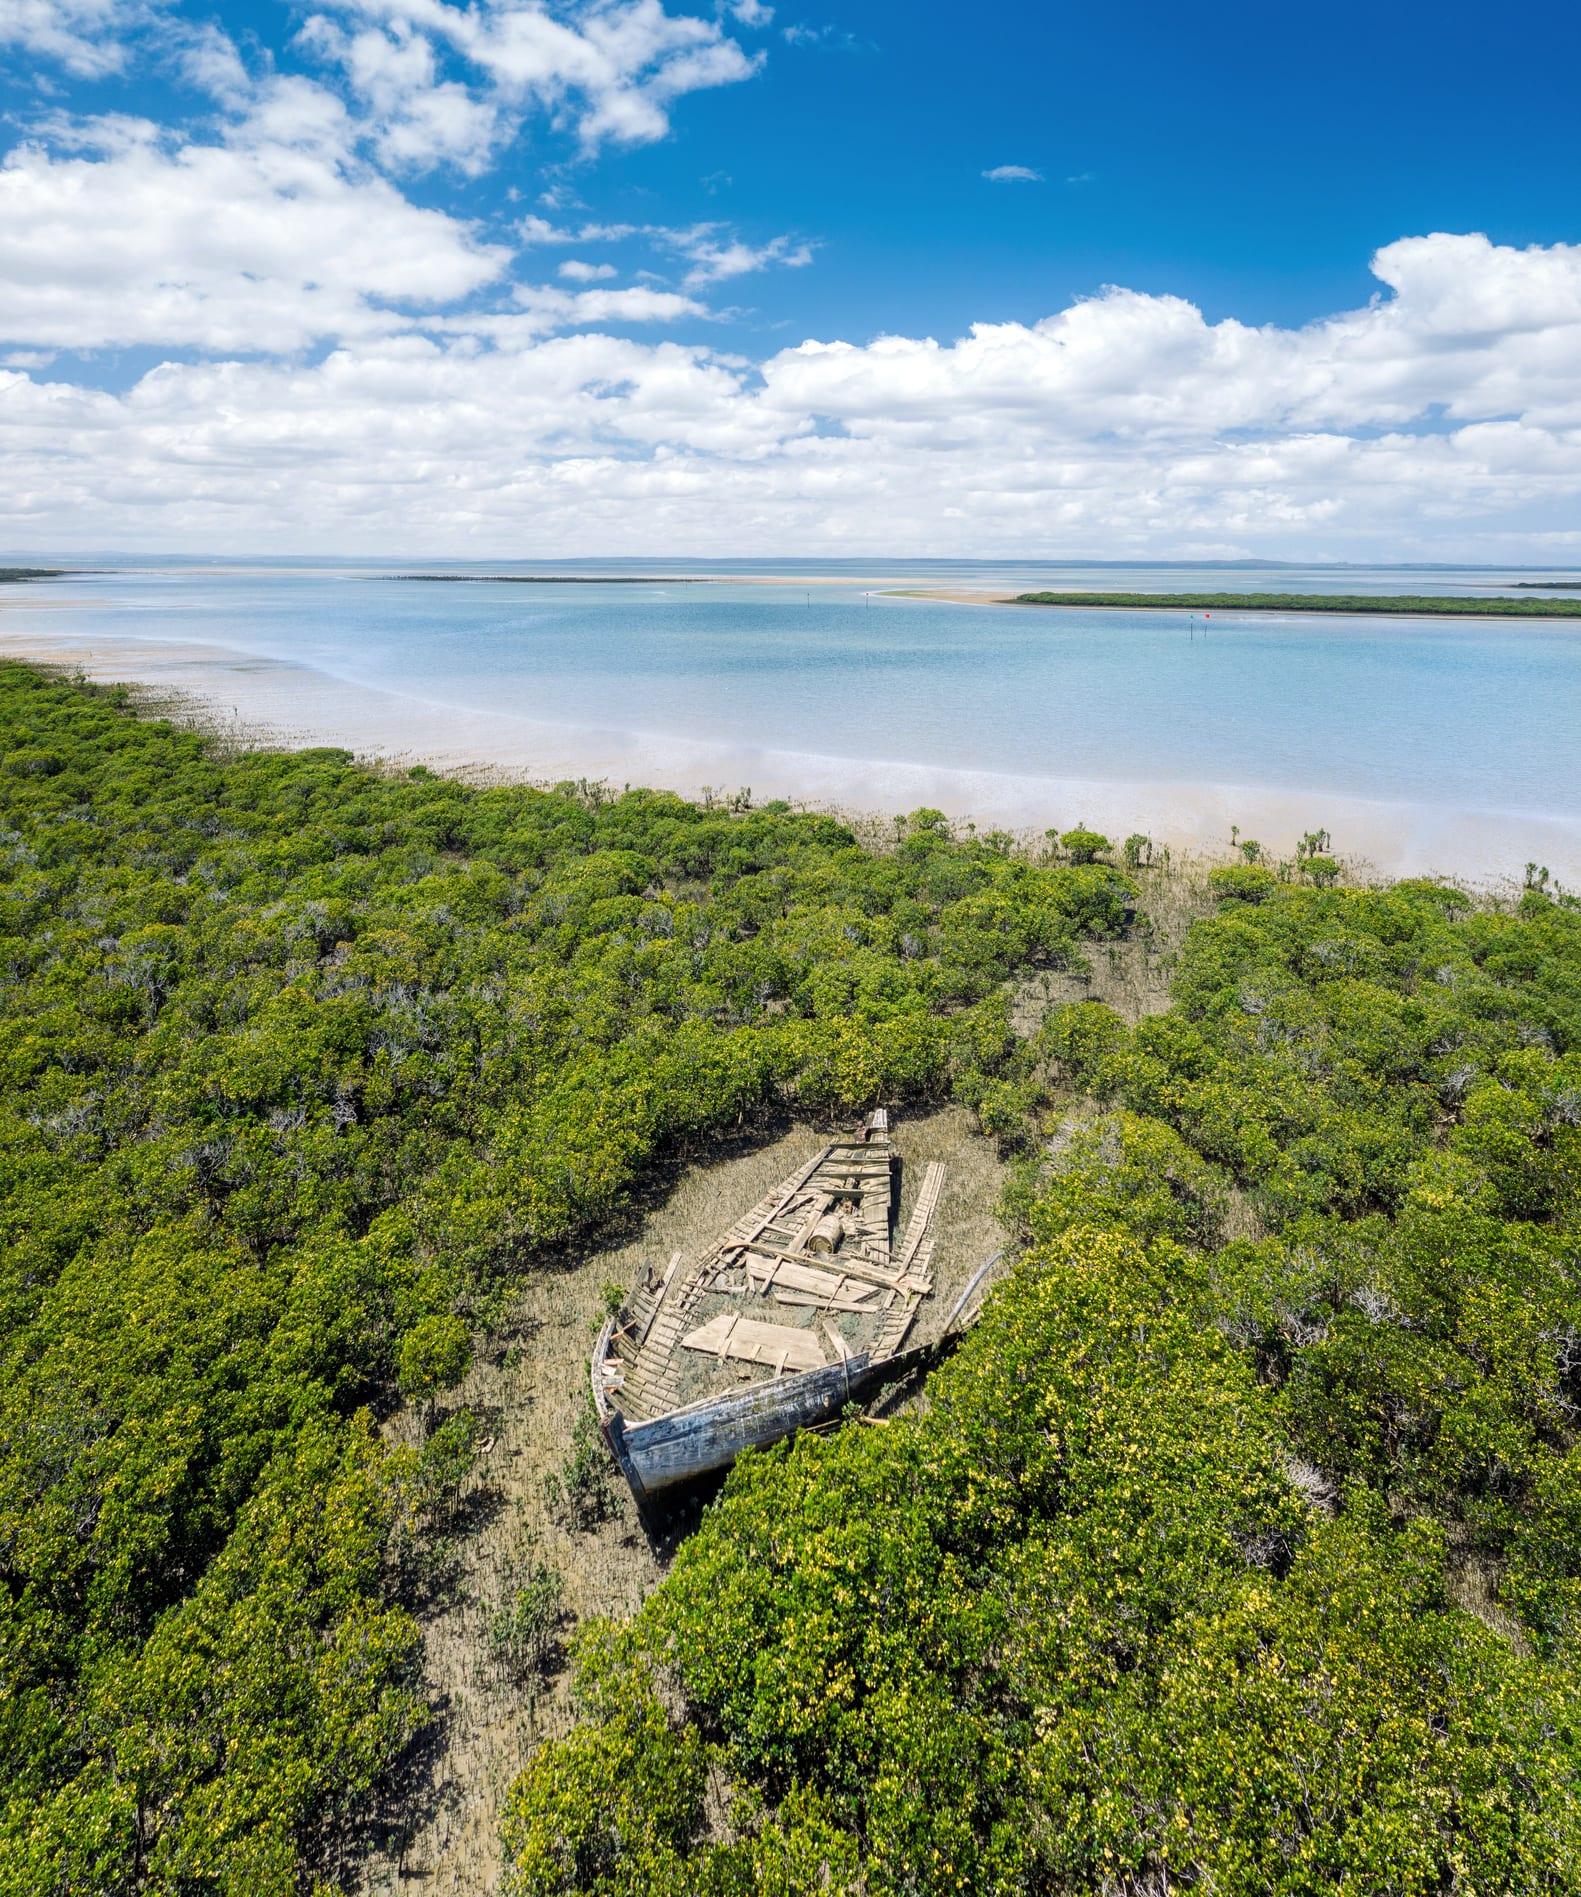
<box><xmin>1005</xmin><ymin>590</ymin><xmax>1581</xmax><ymax>620</ymax></box>
<box><xmin>881</xmin><ymin>587</ymin><xmax>1581</xmax><ymax>621</ymax></box>
<box><xmin>397</xmin><ymin>573</ymin><xmax>715</xmax><ymax>584</ymax></box>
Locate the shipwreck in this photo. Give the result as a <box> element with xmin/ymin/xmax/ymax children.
<box><xmin>591</xmin><ymin>1110</ymin><xmax>999</xmax><ymax>1522</ymax></box>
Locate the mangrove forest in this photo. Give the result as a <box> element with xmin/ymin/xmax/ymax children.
<box><xmin>2</xmin><ymin>661</ymin><xmax>1579</xmax><ymax>1895</ymax></box>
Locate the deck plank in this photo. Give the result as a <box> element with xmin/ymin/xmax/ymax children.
<box><xmin>681</xmin><ymin>1312</ymin><xmax>828</xmax><ymax>1374</ymax></box>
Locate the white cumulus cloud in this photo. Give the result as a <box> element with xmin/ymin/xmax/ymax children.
<box><xmin>303</xmin><ymin>0</ymin><xmax>764</xmax><ymax>152</ymax></box>
<box><xmin>297</xmin><ymin>16</ymin><xmax>505</xmax><ymax>172</ymax></box>
<box><xmin>983</xmin><ymin>164</ymin><xmax>1041</xmax><ymax>183</ymax></box>
<box><xmin>505</xmin><ymin>282</ymin><xmax>704</xmax><ymax>329</ymax></box>
<box><xmin>0</xmin><ymin>0</ymin><xmax>146</xmax><ymax>75</ymax></box>
<box><xmin>2</xmin><ymin>233</ymin><xmax>1581</xmax><ymax>557</ymax></box>
<box><xmin>7</xmin><ymin>0</ymin><xmax>767</xmax><ymax>173</ymax></box>
<box><xmin>0</xmin><ymin>109</ymin><xmax>508</xmax><ymax>353</ymax></box>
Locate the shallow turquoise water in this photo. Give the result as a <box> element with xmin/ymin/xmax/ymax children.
<box><xmin>25</xmin><ymin>559</ymin><xmax>1580</xmax><ymax>829</ymax></box>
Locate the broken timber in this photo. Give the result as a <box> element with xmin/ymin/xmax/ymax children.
<box><xmin>592</xmin><ymin>1110</ymin><xmax>973</xmax><ymax>1516</ymax></box>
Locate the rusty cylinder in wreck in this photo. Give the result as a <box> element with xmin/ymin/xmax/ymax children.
<box><xmin>807</xmin><ymin>1213</ymin><xmax>845</xmax><ymax>1254</ymax></box>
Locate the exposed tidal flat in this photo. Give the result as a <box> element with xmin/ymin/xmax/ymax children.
<box><xmin>3</xmin><ymin>556</ymin><xmax>1579</xmax><ymax>884</ymax></box>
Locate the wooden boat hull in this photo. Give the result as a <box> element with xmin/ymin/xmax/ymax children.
<box><xmin>595</xmin><ymin>1325</ymin><xmax>895</xmax><ymax>1504</ymax></box>
<box><xmin>589</xmin><ymin>1115</ymin><xmax>1001</xmax><ymax>1523</ymax></box>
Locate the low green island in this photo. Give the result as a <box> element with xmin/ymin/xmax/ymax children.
<box><xmin>0</xmin><ymin>567</ymin><xmax>65</xmax><ymax>583</ymax></box>
<box><xmin>1013</xmin><ymin>589</ymin><xmax>1581</xmax><ymax>616</ymax></box>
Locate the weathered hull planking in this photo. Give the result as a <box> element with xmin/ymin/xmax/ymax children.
<box><xmin>591</xmin><ymin>1110</ymin><xmax>962</xmax><ymax>1514</ymax></box>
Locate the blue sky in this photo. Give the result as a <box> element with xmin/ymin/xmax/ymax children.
<box><xmin>506</xmin><ymin>0</ymin><xmax>1581</xmax><ymax>335</ymax></box>
<box><xmin>1</xmin><ymin>0</ymin><xmax>1579</xmax><ymax>556</ymax></box>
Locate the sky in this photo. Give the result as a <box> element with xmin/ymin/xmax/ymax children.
<box><xmin>1</xmin><ymin>0</ymin><xmax>1579</xmax><ymax>558</ymax></box>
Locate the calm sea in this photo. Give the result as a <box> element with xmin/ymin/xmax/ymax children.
<box><xmin>5</xmin><ymin>558</ymin><xmax>1580</xmax><ymax>881</ymax></box>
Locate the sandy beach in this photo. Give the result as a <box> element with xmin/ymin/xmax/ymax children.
<box><xmin>4</xmin><ymin>605</ymin><xmax>1577</xmax><ymax>890</ymax></box>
